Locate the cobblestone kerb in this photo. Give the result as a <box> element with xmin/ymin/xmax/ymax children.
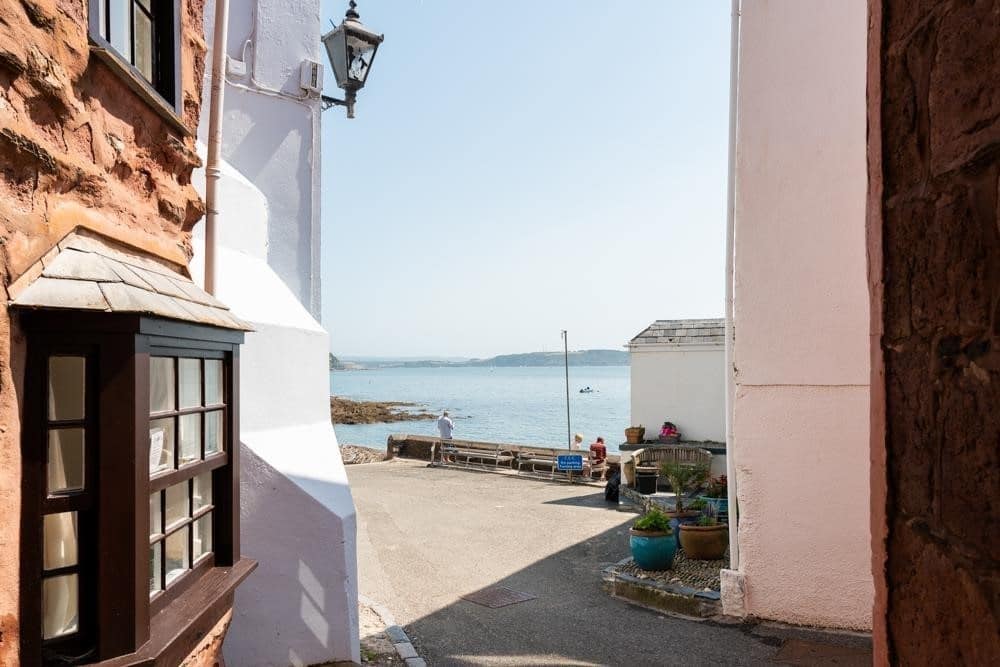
<box><xmin>603</xmin><ymin>558</ymin><xmax>722</xmax><ymax>619</ymax></box>
<box><xmin>359</xmin><ymin>594</ymin><xmax>426</xmax><ymax>667</ymax></box>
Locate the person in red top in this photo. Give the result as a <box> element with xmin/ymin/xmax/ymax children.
<box><xmin>586</xmin><ymin>436</ymin><xmax>608</xmax><ymax>480</ymax></box>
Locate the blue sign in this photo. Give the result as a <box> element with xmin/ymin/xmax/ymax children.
<box><xmin>557</xmin><ymin>454</ymin><xmax>584</xmax><ymax>471</ymax></box>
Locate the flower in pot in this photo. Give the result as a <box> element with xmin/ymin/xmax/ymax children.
<box><xmin>698</xmin><ymin>474</ymin><xmax>729</xmax><ymax>517</ymax></box>
<box><xmin>628</xmin><ymin>508</ymin><xmax>677</xmax><ymax>570</ymax></box>
<box><xmin>659</xmin><ymin>461</ymin><xmax>709</xmax><ymax>547</ymax></box>
<box><xmin>678</xmin><ymin>503</ymin><xmax>729</xmax><ymax>560</ymax></box>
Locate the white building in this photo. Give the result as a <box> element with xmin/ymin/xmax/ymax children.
<box><xmin>628</xmin><ymin>319</ymin><xmax>726</xmax><ymax>443</ymax></box>
<box><xmin>190</xmin><ymin>0</ymin><xmax>360</xmax><ymax>663</ymax></box>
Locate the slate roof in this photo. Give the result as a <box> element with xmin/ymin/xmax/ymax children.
<box><xmin>629</xmin><ymin>318</ymin><xmax>725</xmax><ymax>348</ymax></box>
<box><xmin>8</xmin><ymin>231</ymin><xmax>251</xmax><ymax>331</ymax></box>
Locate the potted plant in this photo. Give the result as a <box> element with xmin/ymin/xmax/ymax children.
<box><xmin>659</xmin><ymin>461</ymin><xmax>710</xmax><ymax>548</ymax></box>
<box><xmin>625</xmin><ymin>425</ymin><xmax>646</xmax><ymax>445</ymax></box>
<box><xmin>698</xmin><ymin>475</ymin><xmax>729</xmax><ymax>517</ymax></box>
<box><xmin>678</xmin><ymin>504</ymin><xmax>729</xmax><ymax>560</ymax></box>
<box><xmin>628</xmin><ymin>508</ymin><xmax>677</xmax><ymax>570</ymax></box>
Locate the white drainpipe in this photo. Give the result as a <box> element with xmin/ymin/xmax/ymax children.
<box><xmin>204</xmin><ymin>0</ymin><xmax>230</xmax><ymax>295</ymax></box>
<box><xmin>724</xmin><ymin>0</ymin><xmax>741</xmax><ymax>570</ymax></box>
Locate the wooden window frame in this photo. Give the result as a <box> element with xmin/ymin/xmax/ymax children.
<box><xmin>19</xmin><ymin>312</ymin><xmax>250</xmax><ymax>666</ymax></box>
<box><xmin>87</xmin><ymin>0</ymin><xmax>186</xmax><ymax>134</ymax></box>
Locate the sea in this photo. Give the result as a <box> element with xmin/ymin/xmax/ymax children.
<box><xmin>330</xmin><ymin>365</ymin><xmax>630</xmax><ymax>453</ymax></box>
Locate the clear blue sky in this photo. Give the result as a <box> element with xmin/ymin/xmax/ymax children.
<box><xmin>320</xmin><ymin>1</ymin><xmax>731</xmax><ymax>358</ymax></box>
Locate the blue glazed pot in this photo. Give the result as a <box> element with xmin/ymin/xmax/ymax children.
<box><xmin>629</xmin><ymin>529</ymin><xmax>677</xmax><ymax>570</ymax></box>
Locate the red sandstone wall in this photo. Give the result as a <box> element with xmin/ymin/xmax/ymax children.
<box><xmin>0</xmin><ymin>1</ymin><xmax>208</xmax><ymax>663</ymax></box>
<box><xmin>874</xmin><ymin>0</ymin><xmax>1000</xmax><ymax>663</ymax></box>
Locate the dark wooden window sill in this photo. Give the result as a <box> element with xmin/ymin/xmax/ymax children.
<box><xmin>95</xmin><ymin>558</ymin><xmax>257</xmax><ymax>667</ymax></box>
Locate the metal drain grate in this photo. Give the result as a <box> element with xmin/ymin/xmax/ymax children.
<box><xmin>460</xmin><ymin>586</ymin><xmax>538</xmax><ymax>608</ymax></box>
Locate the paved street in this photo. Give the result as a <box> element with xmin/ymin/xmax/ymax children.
<box><xmin>348</xmin><ymin>458</ymin><xmax>871</xmax><ymax>666</ymax></box>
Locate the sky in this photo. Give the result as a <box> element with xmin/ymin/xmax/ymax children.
<box><xmin>320</xmin><ymin>1</ymin><xmax>731</xmax><ymax>359</ymax></box>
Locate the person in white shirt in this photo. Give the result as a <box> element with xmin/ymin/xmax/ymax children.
<box><xmin>437</xmin><ymin>411</ymin><xmax>454</xmax><ymax>439</ymax></box>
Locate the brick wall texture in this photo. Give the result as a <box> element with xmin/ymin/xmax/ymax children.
<box><xmin>876</xmin><ymin>0</ymin><xmax>1000</xmax><ymax>663</ymax></box>
<box><xmin>0</xmin><ymin>0</ymin><xmax>208</xmax><ymax>663</ymax></box>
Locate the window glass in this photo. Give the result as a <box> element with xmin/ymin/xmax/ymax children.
<box><xmin>133</xmin><ymin>7</ymin><xmax>153</xmax><ymax>81</ymax></box>
<box><xmin>179</xmin><ymin>413</ymin><xmax>202</xmax><ymax>465</ymax></box>
<box><xmin>47</xmin><ymin>428</ymin><xmax>85</xmax><ymax>494</ymax></box>
<box><xmin>149</xmin><ymin>493</ymin><xmax>162</xmax><ymax>538</ymax></box>
<box><xmin>165</xmin><ymin>528</ymin><xmax>189</xmax><ymax>586</ymax></box>
<box><xmin>149</xmin><ymin>417</ymin><xmax>175</xmax><ymax>474</ymax></box>
<box><xmin>193</xmin><ymin>472</ymin><xmax>212</xmax><ymax>512</ymax></box>
<box><xmin>108</xmin><ymin>0</ymin><xmax>131</xmax><ymax>67</ymax></box>
<box><xmin>205</xmin><ymin>410</ymin><xmax>223</xmax><ymax>456</ymax></box>
<box><xmin>150</xmin><ymin>357</ymin><xmax>175</xmax><ymax>413</ymax></box>
<box><xmin>205</xmin><ymin>360</ymin><xmax>223</xmax><ymax>405</ymax></box>
<box><xmin>48</xmin><ymin>356</ymin><xmax>85</xmax><ymax>421</ymax></box>
<box><xmin>43</xmin><ymin>512</ymin><xmax>78</xmax><ymax>571</ymax></box>
<box><xmin>193</xmin><ymin>514</ymin><xmax>212</xmax><ymax>562</ymax></box>
<box><xmin>165</xmin><ymin>482</ymin><xmax>189</xmax><ymax>530</ymax></box>
<box><xmin>42</xmin><ymin>574</ymin><xmax>79</xmax><ymax>639</ymax></box>
<box><xmin>149</xmin><ymin>542</ymin><xmax>162</xmax><ymax>596</ymax></box>
<box><xmin>179</xmin><ymin>358</ymin><xmax>202</xmax><ymax>408</ymax></box>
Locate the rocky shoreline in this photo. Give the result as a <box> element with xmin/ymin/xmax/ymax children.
<box><xmin>331</xmin><ymin>396</ymin><xmax>437</xmax><ymax>425</ymax></box>
<box><xmin>341</xmin><ymin>445</ymin><xmax>387</xmax><ymax>465</ymax></box>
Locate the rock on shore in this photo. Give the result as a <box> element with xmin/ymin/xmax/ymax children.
<box><xmin>331</xmin><ymin>396</ymin><xmax>437</xmax><ymax>425</ymax></box>
<box><xmin>341</xmin><ymin>445</ymin><xmax>387</xmax><ymax>465</ymax></box>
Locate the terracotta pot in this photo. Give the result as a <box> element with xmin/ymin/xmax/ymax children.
<box><xmin>678</xmin><ymin>523</ymin><xmax>729</xmax><ymax>560</ymax></box>
<box><xmin>625</xmin><ymin>426</ymin><xmax>645</xmax><ymax>444</ymax></box>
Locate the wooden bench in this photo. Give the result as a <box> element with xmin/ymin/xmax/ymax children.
<box><xmin>516</xmin><ymin>448</ymin><xmax>607</xmax><ymax>481</ymax></box>
<box><xmin>625</xmin><ymin>445</ymin><xmax>713</xmax><ymax>490</ymax></box>
<box><xmin>438</xmin><ymin>441</ymin><xmax>514</xmax><ymax>469</ymax></box>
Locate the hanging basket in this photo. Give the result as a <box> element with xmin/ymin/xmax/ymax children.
<box><xmin>625</xmin><ymin>426</ymin><xmax>646</xmax><ymax>444</ymax></box>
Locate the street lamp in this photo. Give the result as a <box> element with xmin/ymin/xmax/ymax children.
<box><xmin>321</xmin><ymin>1</ymin><xmax>384</xmax><ymax>118</ymax></box>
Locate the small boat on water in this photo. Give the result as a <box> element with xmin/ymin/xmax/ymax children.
<box><xmin>579</xmin><ymin>386</ymin><xmax>594</xmax><ymax>394</ymax></box>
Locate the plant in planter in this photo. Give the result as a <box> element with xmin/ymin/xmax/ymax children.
<box><xmin>678</xmin><ymin>503</ymin><xmax>729</xmax><ymax>560</ymax></box>
<box><xmin>628</xmin><ymin>508</ymin><xmax>677</xmax><ymax>570</ymax></box>
<box><xmin>698</xmin><ymin>474</ymin><xmax>729</xmax><ymax>516</ymax></box>
<box><xmin>625</xmin><ymin>425</ymin><xmax>646</xmax><ymax>445</ymax></box>
<box><xmin>659</xmin><ymin>461</ymin><xmax>710</xmax><ymax>548</ymax></box>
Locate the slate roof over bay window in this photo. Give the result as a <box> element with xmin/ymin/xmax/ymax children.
<box><xmin>628</xmin><ymin>318</ymin><xmax>726</xmax><ymax>348</ymax></box>
<box><xmin>8</xmin><ymin>230</ymin><xmax>251</xmax><ymax>331</ymax></box>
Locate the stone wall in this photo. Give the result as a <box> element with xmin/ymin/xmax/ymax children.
<box><xmin>0</xmin><ymin>1</ymin><xmax>208</xmax><ymax>663</ymax></box>
<box><xmin>871</xmin><ymin>0</ymin><xmax>1000</xmax><ymax>663</ymax></box>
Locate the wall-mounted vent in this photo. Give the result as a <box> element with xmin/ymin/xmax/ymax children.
<box><xmin>299</xmin><ymin>60</ymin><xmax>323</xmax><ymax>93</ymax></box>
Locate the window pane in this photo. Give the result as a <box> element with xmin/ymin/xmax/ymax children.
<box><xmin>179</xmin><ymin>413</ymin><xmax>202</xmax><ymax>465</ymax></box>
<box><xmin>205</xmin><ymin>410</ymin><xmax>223</xmax><ymax>456</ymax></box>
<box><xmin>43</xmin><ymin>512</ymin><xmax>78</xmax><ymax>570</ymax></box>
<box><xmin>47</xmin><ymin>428</ymin><xmax>85</xmax><ymax>494</ymax></box>
<box><xmin>193</xmin><ymin>471</ymin><xmax>212</xmax><ymax>512</ymax></box>
<box><xmin>48</xmin><ymin>356</ymin><xmax>85</xmax><ymax>421</ymax></box>
<box><xmin>205</xmin><ymin>359</ymin><xmax>223</xmax><ymax>405</ymax></box>
<box><xmin>179</xmin><ymin>358</ymin><xmax>202</xmax><ymax>408</ymax></box>
<box><xmin>42</xmin><ymin>574</ymin><xmax>78</xmax><ymax>639</ymax></box>
<box><xmin>165</xmin><ymin>527</ymin><xmax>189</xmax><ymax>586</ymax></box>
<box><xmin>150</xmin><ymin>492</ymin><xmax>162</xmax><ymax>538</ymax></box>
<box><xmin>150</xmin><ymin>357</ymin><xmax>175</xmax><ymax>413</ymax></box>
<box><xmin>150</xmin><ymin>541</ymin><xmax>162</xmax><ymax>596</ymax></box>
<box><xmin>109</xmin><ymin>0</ymin><xmax>130</xmax><ymax>58</ymax></box>
<box><xmin>193</xmin><ymin>513</ymin><xmax>212</xmax><ymax>562</ymax></box>
<box><xmin>149</xmin><ymin>417</ymin><xmax>175</xmax><ymax>474</ymax></box>
<box><xmin>133</xmin><ymin>5</ymin><xmax>153</xmax><ymax>81</ymax></box>
<box><xmin>165</xmin><ymin>482</ymin><xmax>189</xmax><ymax>530</ymax></box>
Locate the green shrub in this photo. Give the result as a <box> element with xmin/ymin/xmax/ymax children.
<box><xmin>659</xmin><ymin>462</ymin><xmax>710</xmax><ymax>511</ymax></box>
<box><xmin>632</xmin><ymin>508</ymin><xmax>673</xmax><ymax>533</ymax></box>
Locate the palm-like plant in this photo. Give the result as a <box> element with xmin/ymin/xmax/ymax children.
<box><xmin>659</xmin><ymin>462</ymin><xmax>709</xmax><ymax>512</ymax></box>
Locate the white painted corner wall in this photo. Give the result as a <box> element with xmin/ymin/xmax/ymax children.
<box><xmin>629</xmin><ymin>346</ymin><xmax>725</xmax><ymax>442</ymax></box>
<box><xmin>727</xmin><ymin>0</ymin><xmax>873</xmax><ymax>630</ymax></box>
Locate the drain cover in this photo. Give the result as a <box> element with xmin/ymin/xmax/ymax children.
<box><xmin>460</xmin><ymin>586</ymin><xmax>538</xmax><ymax>608</ymax></box>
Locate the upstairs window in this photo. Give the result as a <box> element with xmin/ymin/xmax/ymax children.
<box><xmin>89</xmin><ymin>0</ymin><xmax>180</xmax><ymax>111</ymax></box>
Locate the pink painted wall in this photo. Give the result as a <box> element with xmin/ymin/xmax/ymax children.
<box><xmin>731</xmin><ymin>0</ymin><xmax>873</xmax><ymax>630</ymax></box>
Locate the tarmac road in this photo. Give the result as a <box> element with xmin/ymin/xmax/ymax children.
<box><xmin>348</xmin><ymin>458</ymin><xmax>871</xmax><ymax>666</ymax></box>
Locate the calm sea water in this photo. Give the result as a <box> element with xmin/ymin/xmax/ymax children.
<box><xmin>330</xmin><ymin>366</ymin><xmax>630</xmax><ymax>453</ymax></box>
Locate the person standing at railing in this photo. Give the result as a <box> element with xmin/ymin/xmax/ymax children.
<box><xmin>436</xmin><ymin>410</ymin><xmax>455</xmax><ymax>465</ymax></box>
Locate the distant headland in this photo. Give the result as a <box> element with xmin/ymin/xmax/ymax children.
<box><xmin>330</xmin><ymin>349</ymin><xmax>627</xmax><ymax>370</ymax></box>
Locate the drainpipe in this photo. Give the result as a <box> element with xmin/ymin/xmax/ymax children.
<box><xmin>204</xmin><ymin>0</ymin><xmax>230</xmax><ymax>295</ymax></box>
<box><xmin>724</xmin><ymin>0</ymin><xmax>741</xmax><ymax>570</ymax></box>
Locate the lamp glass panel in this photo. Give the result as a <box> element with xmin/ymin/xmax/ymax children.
<box><xmin>47</xmin><ymin>428</ymin><xmax>85</xmax><ymax>494</ymax></box>
<box><xmin>42</xmin><ymin>574</ymin><xmax>79</xmax><ymax>639</ymax></box>
<box><xmin>43</xmin><ymin>512</ymin><xmax>78</xmax><ymax>570</ymax></box>
<box><xmin>48</xmin><ymin>356</ymin><xmax>85</xmax><ymax>421</ymax></box>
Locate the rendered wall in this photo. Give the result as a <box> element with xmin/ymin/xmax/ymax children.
<box><xmin>730</xmin><ymin>0</ymin><xmax>873</xmax><ymax>629</ymax></box>
<box><xmin>870</xmin><ymin>1</ymin><xmax>1000</xmax><ymax>663</ymax></box>
<box><xmin>192</xmin><ymin>0</ymin><xmax>359</xmax><ymax>663</ymax></box>
<box><xmin>630</xmin><ymin>346</ymin><xmax>725</xmax><ymax>442</ymax></box>
<box><xmin>0</xmin><ymin>1</ymin><xmax>208</xmax><ymax>662</ymax></box>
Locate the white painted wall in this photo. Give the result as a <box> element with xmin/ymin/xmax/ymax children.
<box><xmin>191</xmin><ymin>1</ymin><xmax>360</xmax><ymax>663</ymax></box>
<box><xmin>629</xmin><ymin>345</ymin><xmax>725</xmax><ymax>442</ymax></box>
<box><xmin>727</xmin><ymin>0</ymin><xmax>873</xmax><ymax>630</ymax></box>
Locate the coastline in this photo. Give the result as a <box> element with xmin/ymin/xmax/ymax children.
<box><xmin>331</xmin><ymin>396</ymin><xmax>437</xmax><ymax>425</ymax></box>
